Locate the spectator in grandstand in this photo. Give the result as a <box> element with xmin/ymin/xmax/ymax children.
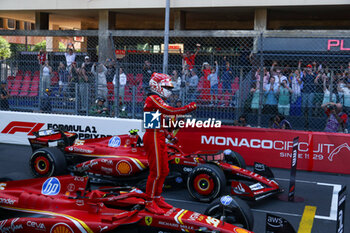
<box><xmin>37</xmin><ymin>49</ymin><xmax>46</xmax><ymax>66</ymax></box>
<box><xmin>105</xmin><ymin>58</ymin><xmax>116</xmax><ymax>84</ymax></box>
<box><xmin>58</xmin><ymin>62</ymin><xmax>70</xmax><ymax>97</ymax></box>
<box><xmin>81</xmin><ymin>56</ymin><xmax>93</xmax><ymax>83</ymax></box>
<box><xmin>322</xmin><ymin>102</ymin><xmax>348</xmax><ymax>133</ymax></box>
<box><xmin>250</xmin><ymin>82</ymin><xmax>260</xmax><ymax>114</ymax></box>
<box><xmin>277</xmin><ymin>79</ymin><xmax>293</xmax><ymax>116</ymax></box>
<box><xmin>179</xmin><ymin>44</ymin><xmax>200</xmax><ymax>70</ymax></box>
<box><xmin>171</xmin><ymin>70</ymin><xmax>181</xmax><ymax>96</ymax></box>
<box><xmin>92</xmin><ymin>63</ymin><xmax>108</xmax><ymax>100</ymax></box>
<box><xmin>142</xmin><ymin>60</ymin><xmax>154</xmax><ymax>88</ymax></box>
<box><xmin>270</xmin><ymin>114</ymin><xmax>292</xmax><ymax>129</ymax></box>
<box><xmin>270</xmin><ymin>61</ymin><xmax>278</xmax><ymax>77</ymax></box>
<box><xmin>301</xmin><ymin>64</ymin><xmax>316</xmax><ymax>118</ymax></box>
<box><xmin>233</xmin><ymin>115</ymin><xmax>250</xmax><ymax>127</ymax></box>
<box><xmin>41</xmin><ymin>60</ymin><xmax>52</xmax><ymax>92</ymax></box>
<box><xmin>41</xmin><ymin>88</ymin><xmax>52</xmax><ymax>113</ymax></box>
<box><xmin>65</xmin><ymin>43</ymin><xmax>76</xmax><ymax>68</ymax></box>
<box><xmin>0</xmin><ymin>81</ymin><xmax>9</xmax><ymax>110</ymax></box>
<box><xmin>89</xmin><ymin>97</ymin><xmax>109</xmax><ymax>117</ymax></box>
<box><xmin>113</xmin><ymin>67</ymin><xmax>127</xmax><ymax>104</ymax></box>
<box><xmin>202</xmin><ymin>62</ymin><xmax>211</xmax><ymax>78</ymax></box>
<box><xmin>274</xmin><ymin>69</ymin><xmax>288</xmax><ymax>85</ymax></box>
<box><xmin>289</xmin><ymin>69</ymin><xmax>303</xmax><ymax>116</ymax></box>
<box><xmin>181</xmin><ymin>66</ymin><xmax>190</xmax><ymax>98</ymax></box>
<box><xmin>322</xmin><ymin>74</ymin><xmax>336</xmax><ymax>106</ymax></box>
<box><xmin>207</xmin><ymin>61</ymin><xmax>219</xmax><ymax>105</ymax></box>
<box><xmin>188</xmin><ymin>69</ymin><xmax>199</xmax><ymax>101</ymax></box>
<box><xmin>255</xmin><ymin>67</ymin><xmax>270</xmax><ymax>87</ymax></box>
<box><xmin>221</xmin><ymin>57</ymin><xmax>235</xmax><ymax>92</ymax></box>
<box><xmin>263</xmin><ymin>76</ymin><xmax>278</xmax><ymax>114</ymax></box>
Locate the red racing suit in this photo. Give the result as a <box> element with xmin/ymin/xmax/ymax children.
<box><xmin>143</xmin><ymin>94</ymin><xmax>196</xmax><ymax>198</ymax></box>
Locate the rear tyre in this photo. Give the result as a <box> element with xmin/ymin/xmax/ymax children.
<box><xmin>204</xmin><ymin>196</ymin><xmax>254</xmax><ymax>231</ymax></box>
<box><xmin>224</xmin><ymin>150</ymin><xmax>246</xmax><ymax>169</ymax></box>
<box><xmin>29</xmin><ymin>147</ymin><xmax>66</xmax><ymax>177</ymax></box>
<box><xmin>187</xmin><ymin>164</ymin><xmax>226</xmax><ymax>202</ymax></box>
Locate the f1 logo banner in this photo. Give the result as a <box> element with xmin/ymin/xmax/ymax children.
<box><xmin>266</xmin><ymin>213</ymin><xmax>296</xmax><ymax>233</ymax></box>
<box><xmin>336</xmin><ymin>186</ymin><xmax>346</xmax><ymax>233</ymax></box>
<box><xmin>1</xmin><ymin>121</ymin><xmax>45</xmax><ymax>135</ymax></box>
<box><xmin>288</xmin><ymin>137</ymin><xmax>299</xmax><ymax>202</ymax></box>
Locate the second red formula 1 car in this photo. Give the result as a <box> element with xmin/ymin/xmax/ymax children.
<box><xmin>28</xmin><ymin>129</ymin><xmax>282</xmax><ymax>202</ymax></box>
<box><xmin>0</xmin><ymin>175</ymin><xmax>254</xmax><ymax>232</ymax></box>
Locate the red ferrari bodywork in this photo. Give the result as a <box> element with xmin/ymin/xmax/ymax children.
<box><xmin>0</xmin><ymin>176</ymin><xmax>253</xmax><ymax>233</ymax></box>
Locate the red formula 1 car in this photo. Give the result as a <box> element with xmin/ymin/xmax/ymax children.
<box><xmin>28</xmin><ymin>129</ymin><xmax>282</xmax><ymax>203</ymax></box>
<box><xmin>0</xmin><ymin>175</ymin><xmax>254</xmax><ymax>232</ymax></box>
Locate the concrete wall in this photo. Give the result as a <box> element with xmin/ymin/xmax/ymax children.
<box><xmin>0</xmin><ymin>0</ymin><xmax>349</xmax><ymax>10</ymax></box>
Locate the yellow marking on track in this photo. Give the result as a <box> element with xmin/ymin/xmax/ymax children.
<box><xmin>297</xmin><ymin>205</ymin><xmax>317</xmax><ymax>233</ymax></box>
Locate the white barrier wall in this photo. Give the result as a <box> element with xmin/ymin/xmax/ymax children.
<box><xmin>0</xmin><ymin>111</ymin><xmax>143</xmax><ymax>145</ymax></box>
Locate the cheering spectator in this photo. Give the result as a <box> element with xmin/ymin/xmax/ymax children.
<box><xmin>250</xmin><ymin>82</ymin><xmax>260</xmax><ymax>114</ymax></box>
<box><xmin>301</xmin><ymin>63</ymin><xmax>316</xmax><ymax>117</ymax></box>
<box><xmin>274</xmin><ymin>69</ymin><xmax>288</xmax><ymax>85</ymax></box>
<box><xmin>207</xmin><ymin>61</ymin><xmax>219</xmax><ymax>105</ymax></box>
<box><xmin>289</xmin><ymin>69</ymin><xmax>303</xmax><ymax>116</ymax></box>
<box><xmin>179</xmin><ymin>44</ymin><xmax>200</xmax><ymax>70</ymax></box>
<box><xmin>221</xmin><ymin>57</ymin><xmax>234</xmax><ymax>92</ymax></box>
<box><xmin>37</xmin><ymin>49</ymin><xmax>46</xmax><ymax>66</ymax></box>
<box><xmin>0</xmin><ymin>81</ymin><xmax>9</xmax><ymax>110</ymax></box>
<box><xmin>113</xmin><ymin>68</ymin><xmax>127</xmax><ymax>104</ymax></box>
<box><xmin>255</xmin><ymin>67</ymin><xmax>270</xmax><ymax>87</ymax></box>
<box><xmin>171</xmin><ymin>70</ymin><xmax>181</xmax><ymax>96</ymax></box>
<box><xmin>270</xmin><ymin>114</ymin><xmax>292</xmax><ymax>129</ymax></box>
<box><xmin>90</xmin><ymin>97</ymin><xmax>109</xmax><ymax>117</ymax></box>
<box><xmin>105</xmin><ymin>59</ymin><xmax>116</xmax><ymax>84</ymax></box>
<box><xmin>263</xmin><ymin>76</ymin><xmax>278</xmax><ymax>114</ymax></box>
<box><xmin>69</xmin><ymin>61</ymin><xmax>80</xmax><ymax>98</ymax></box>
<box><xmin>277</xmin><ymin>79</ymin><xmax>293</xmax><ymax>115</ymax></box>
<box><xmin>322</xmin><ymin>74</ymin><xmax>336</xmax><ymax>105</ymax></box>
<box><xmin>92</xmin><ymin>63</ymin><xmax>108</xmax><ymax>100</ymax></box>
<box><xmin>81</xmin><ymin>56</ymin><xmax>93</xmax><ymax>83</ymax></box>
<box><xmin>65</xmin><ymin>43</ymin><xmax>76</xmax><ymax>68</ymax></box>
<box><xmin>41</xmin><ymin>60</ymin><xmax>52</xmax><ymax>91</ymax></box>
<box><xmin>142</xmin><ymin>60</ymin><xmax>153</xmax><ymax>88</ymax></box>
<box><xmin>188</xmin><ymin>69</ymin><xmax>199</xmax><ymax>101</ymax></box>
<box><xmin>58</xmin><ymin>62</ymin><xmax>70</xmax><ymax>97</ymax></box>
<box><xmin>322</xmin><ymin>102</ymin><xmax>348</xmax><ymax>133</ymax></box>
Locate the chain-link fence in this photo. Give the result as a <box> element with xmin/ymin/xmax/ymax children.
<box><xmin>0</xmin><ymin>32</ymin><xmax>350</xmax><ymax>133</ymax></box>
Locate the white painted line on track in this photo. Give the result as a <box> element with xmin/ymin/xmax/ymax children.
<box><xmin>314</xmin><ymin>183</ymin><xmax>341</xmax><ymax>221</ymax></box>
<box><xmin>275</xmin><ymin>177</ymin><xmax>318</xmax><ymax>184</ymax></box>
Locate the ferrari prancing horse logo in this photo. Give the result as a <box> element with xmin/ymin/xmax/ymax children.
<box><xmin>145</xmin><ymin>216</ymin><xmax>153</xmax><ymax>226</ymax></box>
<box><xmin>175</xmin><ymin>158</ymin><xmax>180</xmax><ymax>164</ymax></box>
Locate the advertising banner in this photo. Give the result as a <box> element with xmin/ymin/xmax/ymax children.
<box><xmin>176</xmin><ymin>126</ymin><xmax>350</xmax><ymax>174</ymax></box>
<box><xmin>0</xmin><ymin>111</ymin><xmax>142</xmax><ymax>145</ymax></box>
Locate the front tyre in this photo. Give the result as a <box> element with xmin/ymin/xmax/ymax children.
<box><xmin>29</xmin><ymin>147</ymin><xmax>66</xmax><ymax>177</ymax></box>
<box><xmin>223</xmin><ymin>150</ymin><xmax>246</xmax><ymax>169</ymax></box>
<box><xmin>187</xmin><ymin>164</ymin><xmax>226</xmax><ymax>202</ymax></box>
<box><xmin>204</xmin><ymin>196</ymin><xmax>254</xmax><ymax>231</ymax></box>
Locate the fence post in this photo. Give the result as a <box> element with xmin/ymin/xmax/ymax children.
<box><xmin>75</xmin><ymin>83</ymin><xmax>78</xmax><ymax>115</ymax></box>
<box><xmin>257</xmin><ymin>33</ymin><xmax>264</xmax><ymax>127</ymax></box>
<box><xmin>132</xmin><ymin>86</ymin><xmax>136</xmax><ymax>118</ymax></box>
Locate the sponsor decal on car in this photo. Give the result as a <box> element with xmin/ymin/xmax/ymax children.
<box><xmin>67</xmin><ymin>183</ymin><xmax>75</xmax><ymax>192</ymax></box>
<box><xmin>175</xmin><ymin>157</ymin><xmax>180</xmax><ymax>164</ymax></box>
<box><xmin>0</xmin><ymin>218</ymin><xmax>23</xmax><ymax>232</ymax></box>
<box><xmin>42</xmin><ymin>177</ymin><xmax>61</xmax><ymax>196</ymax></box>
<box><xmin>220</xmin><ymin>195</ymin><xmax>233</xmax><ymax>206</ymax></box>
<box><xmin>205</xmin><ymin>216</ymin><xmax>220</xmax><ymax>228</ymax></box>
<box><xmin>116</xmin><ymin>160</ymin><xmax>132</xmax><ymax>175</ymax></box>
<box><xmin>108</xmin><ymin>136</ymin><xmax>121</xmax><ymax>147</ymax></box>
<box><xmin>0</xmin><ymin>198</ymin><xmax>15</xmax><ymax>205</ymax></box>
<box><xmin>50</xmin><ymin>223</ymin><xmax>74</xmax><ymax>233</ymax></box>
<box><xmin>27</xmin><ymin>221</ymin><xmax>46</xmax><ymax>231</ymax></box>
<box><xmin>101</xmin><ymin>166</ymin><xmax>113</xmax><ymax>174</ymax></box>
<box><xmin>233</xmin><ymin>227</ymin><xmax>250</xmax><ymax>233</ymax></box>
<box><xmin>100</xmin><ymin>159</ymin><xmax>113</xmax><ymax>165</ymax></box>
<box><xmin>72</xmin><ymin>147</ymin><xmax>93</xmax><ymax>154</ymax></box>
<box><xmin>249</xmin><ymin>183</ymin><xmax>264</xmax><ymax>191</ymax></box>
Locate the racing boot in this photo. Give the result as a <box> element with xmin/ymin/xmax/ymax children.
<box><xmin>145</xmin><ymin>200</ymin><xmax>165</xmax><ymax>215</ymax></box>
<box><xmin>155</xmin><ymin>196</ymin><xmax>173</xmax><ymax>209</ymax></box>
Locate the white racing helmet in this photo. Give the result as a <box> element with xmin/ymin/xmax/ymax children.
<box><xmin>149</xmin><ymin>73</ymin><xmax>174</xmax><ymax>98</ymax></box>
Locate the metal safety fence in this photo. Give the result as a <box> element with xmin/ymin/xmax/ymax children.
<box><xmin>0</xmin><ymin>32</ymin><xmax>350</xmax><ymax>133</ymax></box>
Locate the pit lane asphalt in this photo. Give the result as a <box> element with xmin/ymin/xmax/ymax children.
<box><xmin>0</xmin><ymin>143</ymin><xmax>349</xmax><ymax>233</ymax></box>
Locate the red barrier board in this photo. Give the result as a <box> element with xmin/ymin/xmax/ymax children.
<box><xmin>176</xmin><ymin>126</ymin><xmax>350</xmax><ymax>174</ymax></box>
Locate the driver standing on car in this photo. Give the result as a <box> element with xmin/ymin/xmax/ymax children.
<box><xmin>144</xmin><ymin>73</ymin><xmax>196</xmax><ymax>214</ymax></box>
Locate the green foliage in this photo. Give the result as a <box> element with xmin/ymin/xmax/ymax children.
<box><xmin>32</xmin><ymin>40</ymin><xmax>46</xmax><ymax>52</ymax></box>
<box><xmin>0</xmin><ymin>37</ymin><xmax>12</xmax><ymax>59</ymax></box>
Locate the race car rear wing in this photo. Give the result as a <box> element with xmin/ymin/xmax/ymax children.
<box><xmin>28</xmin><ymin>129</ymin><xmax>78</xmax><ymax>151</ymax></box>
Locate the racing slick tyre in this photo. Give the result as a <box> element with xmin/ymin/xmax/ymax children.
<box><xmin>223</xmin><ymin>150</ymin><xmax>246</xmax><ymax>169</ymax></box>
<box><xmin>187</xmin><ymin>164</ymin><xmax>226</xmax><ymax>202</ymax></box>
<box><xmin>30</xmin><ymin>147</ymin><xmax>67</xmax><ymax>177</ymax></box>
<box><xmin>204</xmin><ymin>196</ymin><xmax>254</xmax><ymax>231</ymax></box>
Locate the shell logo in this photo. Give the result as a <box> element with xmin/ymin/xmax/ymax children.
<box><xmin>234</xmin><ymin>227</ymin><xmax>250</xmax><ymax>233</ymax></box>
<box><xmin>116</xmin><ymin>160</ymin><xmax>132</xmax><ymax>175</ymax></box>
<box><xmin>50</xmin><ymin>223</ymin><xmax>74</xmax><ymax>233</ymax></box>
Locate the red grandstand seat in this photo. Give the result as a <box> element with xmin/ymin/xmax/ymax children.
<box><xmin>16</xmin><ymin>70</ymin><xmax>23</xmax><ymax>76</ymax></box>
<box><xmin>24</xmin><ymin>71</ymin><xmax>32</xmax><ymax>77</ymax></box>
<box><xmin>10</xmin><ymin>75</ymin><xmax>23</xmax><ymax>96</ymax></box>
<box><xmin>19</xmin><ymin>75</ymin><xmax>32</xmax><ymax>96</ymax></box>
<box><xmin>127</xmin><ymin>73</ymin><xmax>135</xmax><ymax>86</ymax></box>
<box><xmin>33</xmin><ymin>71</ymin><xmax>40</xmax><ymax>77</ymax></box>
<box><xmin>136</xmin><ymin>83</ymin><xmax>145</xmax><ymax>102</ymax></box>
<box><xmin>28</xmin><ymin>76</ymin><xmax>39</xmax><ymax>97</ymax></box>
<box><xmin>7</xmin><ymin>76</ymin><xmax>15</xmax><ymax>91</ymax></box>
<box><xmin>107</xmin><ymin>82</ymin><xmax>114</xmax><ymax>101</ymax></box>
<box><xmin>124</xmin><ymin>85</ymin><xmax>132</xmax><ymax>102</ymax></box>
<box><xmin>135</xmin><ymin>74</ymin><xmax>143</xmax><ymax>86</ymax></box>
<box><xmin>198</xmin><ymin>76</ymin><xmax>210</xmax><ymax>101</ymax></box>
